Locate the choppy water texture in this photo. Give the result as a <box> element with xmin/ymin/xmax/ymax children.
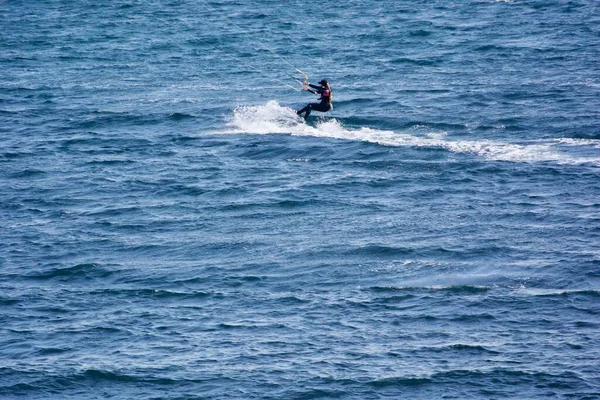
<box><xmin>2</xmin><ymin>0</ymin><xmax>600</xmax><ymax>398</ymax></box>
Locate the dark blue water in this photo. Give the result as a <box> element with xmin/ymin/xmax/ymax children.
<box><xmin>2</xmin><ymin>0</ymin><xmax>599</xmax><ymax>398</ymax></box>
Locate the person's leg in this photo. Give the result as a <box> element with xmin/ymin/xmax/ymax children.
<box><xmin>297</xmin><ymin>103</ymin><xmax>314</xmax><ymax>119</ymax></box>
<box><xmin>297</xmin><ymin>104</ymin><xmax>308</xmax><ymax>117</ymax></box>
<box><xmin>311</xmin><ymin>103</ymin><xmax>330</xmax><ymax>113</ymax></box>
<box><xmin>297</xmin><ymin>104</ymin><xmax>310</xmax><ymax>114</ymax></box>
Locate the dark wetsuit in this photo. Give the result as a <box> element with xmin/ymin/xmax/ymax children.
<box><xmin>297</xmin><ymin>84</ymin><xmax>332</xmax><ymax>119</ymax></box>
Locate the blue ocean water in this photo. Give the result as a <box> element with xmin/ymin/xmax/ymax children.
<box><xmin>1</xmin><ymin>0</ymin><xmax>599</xmax><ymax>398</ymax></box>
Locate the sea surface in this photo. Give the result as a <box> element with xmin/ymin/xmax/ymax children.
<box><xmin>1</xmin><ymin>0</ymin><xmax>599</xmax><ymax>398</ymax></box>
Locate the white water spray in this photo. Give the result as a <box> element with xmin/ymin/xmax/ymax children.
<box><xmin>221</xmin><ymin>101</ymin><xmax>599</xmax><ymax>166</ymax></box>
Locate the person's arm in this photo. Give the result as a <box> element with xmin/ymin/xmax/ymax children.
<box><xmin>308</xmin><ymin>83</ymin><xmax>323</xmax><ymax>91</ymax></box>
<box><xmin>302</xmin><ymin>83</ymin><xmax>317</xmax><ymax>94</ymax></box>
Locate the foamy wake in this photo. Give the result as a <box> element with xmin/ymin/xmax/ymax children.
<box><xmin>220</xmin><ymin>100</ymin><xmax>599</xmax><ymax>165</ymax></box>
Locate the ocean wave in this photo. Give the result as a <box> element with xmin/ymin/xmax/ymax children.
<box><xmin>370</xmin><ymin>285</ymin><xmax>491</xmax><ymax>294</ymax></box>
<box><xmin>94</xmin><ymin>288</ymin><xmax>216</xmax><ymax>300</ymax></box>
<box><xmin>168</xmin><ymin>112</ymin><xmax>196</xmax><ymax>121</ymax></box>
<box><xmin>346</xmin><ymin>244</ymin><xmax>416</xmax><ymax>257</ymax></box>
<box><xmin>517</xmin><ymin>288</ymin><xmax>600</xmax><ymax>298</ymax></box>
<box><xmin>24</xmin><ymin>263</ymin><xmax>114</xmax><ymax>282</ymax></box>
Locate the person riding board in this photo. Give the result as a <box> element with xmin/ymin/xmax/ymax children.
<box><xmin>296</xmin><ymin>79</ymin><xmax>332</xmax><ymax>120</ymax></box>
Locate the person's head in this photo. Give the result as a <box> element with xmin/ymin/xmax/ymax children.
<box><xmin>319</xmin><ymin>79</ymin><xmax>329</xmax><ymax>89</ymax></box>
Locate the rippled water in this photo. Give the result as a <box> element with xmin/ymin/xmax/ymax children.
<box><xmin>1</xmin><ymin>0</ymin><xmax>599</xmax><ymax>398</ymax></box>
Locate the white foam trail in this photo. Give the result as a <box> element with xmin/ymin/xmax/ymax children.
<box><xmin>220</xmin><ymin>101</ymin><xmax>599</xmax><ymax>166</ymax></box>
<box><xmin>556</xmin><ymin>138</ymin><xmax>600</xmax><ymax>149</ymax></box>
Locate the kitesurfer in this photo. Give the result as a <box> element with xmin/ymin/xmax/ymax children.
<box><xmin>296</xmin><ymin>79</ymin><xmax>332</xmax><ymax>120</ymax></box>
